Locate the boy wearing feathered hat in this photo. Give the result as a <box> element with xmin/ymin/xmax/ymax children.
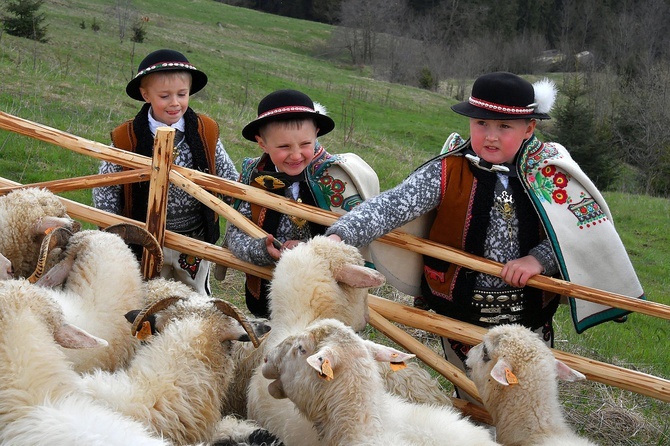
<box><xmin>226</xmin><ymin>89</ymin><xmax>379</xmax><ymax>318</ymax></box>
<box><xmin>326</xmin><ymin>72</ymin><xmax>644</xmax><ymax>400</ymax></box>
<box><xmin>93</xmin><ymin>49</ymin><xmax>239</xmax><ymax>296</ymax></box>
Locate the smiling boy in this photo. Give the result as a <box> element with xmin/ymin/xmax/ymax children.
<box><xmin>225</xmin><ymin>89</ymin><xmax>378</xmax><ymax>318</ymax></box>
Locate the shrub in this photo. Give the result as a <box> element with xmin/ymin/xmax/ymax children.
<box><xmin>2</xmin><ymin>0</ymin><xmax>48</xmax><ymax>42</ymax></box>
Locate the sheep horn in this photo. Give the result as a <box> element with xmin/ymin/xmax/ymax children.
<box><xmin>27</xmin><ymin>226</ymin><xmax>74</xmax><ymax>283</ymax></box>
<box><xmin>130</xmin><ymin>296</ymin><xmax>184</xmax><ymax>336</ymax></box>
<box><xmin>103</xmin><ymin>223</ymin><xmax>164</xmax><ymax>273</ymax></box>
<box><xmin>210</xmin><ymin>299</ymin><xmax>261</xmax><ymax>348</ymax></box>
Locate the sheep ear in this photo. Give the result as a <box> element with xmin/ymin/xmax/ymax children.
<box><xmin>34</xmin><ymin>216</ymin><xmax>75</xmax><ymax>235</ymax></box>
<box><xmin>555</xmin><ymin>359</ymin><xmax>586</xmax><ymax>382</ymax></box>
<box><xmin>333</xmin><ymin>264</ymin><xmax>386</xmax><ymax>288</ymax></box>
<box><xmin>365</xmin><ymin>340</ymin><xmax>415</xmax><ymax>369</ymax></box>
<box><xmin>307</xmin><ymin>348</ymin><xmax>336</xmax><ymax>380</ymax></box>
<box><xmin>490</xmin><ymin>358</ymin><xmax>518</xmax><ymax>386</ymax></box>
<box><xmin>54</xmin><ymin>323</ymin><xmax>108</xmax><ymax>349</ymax></box>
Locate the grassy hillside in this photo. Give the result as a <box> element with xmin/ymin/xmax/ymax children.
<box><xmin>1</xmin><ymin>1</ymin><xmax>668</xmax><ymax>443</ymax></box>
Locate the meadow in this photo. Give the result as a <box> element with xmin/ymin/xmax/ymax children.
<box><xmin>0</xmin><ymin>0</ymin><xmax>668</xmax><ymax>444</ymax></box>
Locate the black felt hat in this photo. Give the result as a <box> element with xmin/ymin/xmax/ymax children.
<box><xmin>451</xmin><ymin>72</ymin><xmax>554</xmax><ymax>120</ymax></box>
<box><xmin>126</xmin><ymin>49</ymin><xmax>208</xmax><ymax>101</ymax></box>
<box><xmin>242</xmin><ymin>89</ymin><xmax>335</xmax><ymax>141</ymax></box>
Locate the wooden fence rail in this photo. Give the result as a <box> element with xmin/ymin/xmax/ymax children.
<box><xmin>0</xmin><ymin>111</ymin><xmax>668</xmax><ymax>407</ymax></box>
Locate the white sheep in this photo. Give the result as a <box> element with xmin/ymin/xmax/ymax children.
<box><xmin>0</xmin><ymin>187</ymin><xmax>80</xmax><ymax>279</ymax></box>
<box><xmin>262</xmin><ymin>318</ymin><xmax>499</xmax><ymax>446</ymax></box>
<box><xmin>244</xmin><ymin>235</ymin><xmax>386</xmax><ymax>444</ymax></box>
<box><xmin>465</xmin><ymin>324</ymin><xmax>595</xmax><ymax>446</ymax></box>
<box><xmin>0</xmin><ymin>279</ymin><xmax>170</xmax><ymax>446</ymax></box>
<box><xmin>33</xmin><ymin>224</ymin><xmax>163</xmax><ymax>373</ymax></box>
<box><xmin>80</xmin><ymin>277</ymin><xmax>271</xmax><ymax>446</ymax></box>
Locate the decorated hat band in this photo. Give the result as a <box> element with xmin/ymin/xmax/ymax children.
<box><xmin>468</xmin><ymin>96</ymin><xmax>536</xmax><ymax>115</ymax></box>
<box><xmin>256</xmin><ymin>105</ymin><xmax>316</xmax><ymax>120</ymax></box>
<box><xmin>134</xmin><ymin>61</ymin><xmax>198</xmax><ymax>80</ymax></box>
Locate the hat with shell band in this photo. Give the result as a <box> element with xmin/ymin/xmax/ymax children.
<box><xmin>451</xmin><ymin>72</ymin><xmax>556</xmax><ymax>120</ymax></box>
<box><xmin>126</xmin><ymin>49</ymin><xmax>208</xmax><ymax>101</ymax></box>
<box><xmin>242</xmin><ymin>89</ymin><xmax>335</xmax><ymax>141</ymax></box>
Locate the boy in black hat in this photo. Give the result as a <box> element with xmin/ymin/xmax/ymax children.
<box><xmin>226</xmin><ymin>89</ymin><xmax>378</xmax><ymax>318</ymax></box>
<box><xmin>325</xmin><ymin>72</ymin><xmax>643</xmax><ymax>401</ymax></box>
<box><xmin>93</xmin><ymin>49</ymin><xmax>238</xmax><ymax>296</ymax></box>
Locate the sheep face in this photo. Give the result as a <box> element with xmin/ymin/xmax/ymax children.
<box><xmin>466</xmin><ymin>324</ymin><xmax>585</xmax><ymax>402</ymax></box>
<box><xmin>262</xmin><ymin>318</ymin><xmax>413</xmax><ymax>404</ymax></box>
<box><xmin>268</xmin><ymin>236</ymin><xmax>385</xmax><ymax>331</ymax></box>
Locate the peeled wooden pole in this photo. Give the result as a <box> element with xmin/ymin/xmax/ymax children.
<box><xmin>142</xmin><ymin>127</ymin><xmax>174</xmax><ymax>278</ymax></box>
<box><xmin>368</xmin><ymin>294</ymin><xmax>670</xmax><ymax>403</ymax></box>
<box><xmin>1</xmin><ymin>110</ymin><xmax>669</xmax><ymax>320</ymax></box>
<box><xmin>1</xmin><ymin>176</ymin><xmax>668</xmax><ymax>403</ymax></box>
<box><xmin>367</xmin><ymin>308</ymin><xmax>481</xmax><ymax>401</ymax></box>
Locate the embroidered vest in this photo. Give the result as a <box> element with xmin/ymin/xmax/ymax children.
<box><xmin>110</xmin><ymin>108</ymin><xmax>221</xmax><ymax>244</ymax></box>
<box><xmin>422</xmin><ymin>155</ymin><xmax>559</xmax><ymax>329</ymax></box>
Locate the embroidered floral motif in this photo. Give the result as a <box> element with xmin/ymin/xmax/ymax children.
<box><xmin>178</xmin><ymin>253</ymin><xmax>201</xmax><ymax>279</ymax></box>
<box><xmin>527</xmin><ymin>163</ymin><xmax>568</xmax><ymax>204</ymax></box>
<box><xmin>317</xmin><ymin>175</ymin><xmax>347</xmax><ymax>208</ymax></box>
<box><xmin>523</xmin><ymin>141</ymin><xmax>607</xmax><ymax>229</ymax></box>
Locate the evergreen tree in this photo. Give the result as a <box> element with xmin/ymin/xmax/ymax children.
<box><xmin>553</xmin><ymin>76</ymin><xmax>620</xmax><ymax>190</ymax></box>
<box><xmin>2</xmin><ymin>0</ymin><xmax>48</xmax><ymax>42</ymax></box>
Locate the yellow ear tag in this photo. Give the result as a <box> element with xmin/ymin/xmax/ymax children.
<box><xmin>44</xmin><ymin>227</ymin><xmax>56</xmax><ymax>235</ymax></box>
<box><xmin>388</xmin><ymin>353</ymin><xmax>408</xmax><ymax>371</ymax></box>
<box><xmin>136</xmin><ymin>320</ymin><xmax>152</xmax><ymax>341</ymax></box>
<box><xmin>505</xmin><ymin>368</ymin><xmax>519</xmax><ymax>385</ymax></box>
<box><xmin>319</xmin><ymin>359</ymin><xmax>334</xmax><ymax>381</ymax></box>
<box><xmin>389</xmin><ymin>362</ymin><xmax>408</xmax><ymax>371</ymax></box>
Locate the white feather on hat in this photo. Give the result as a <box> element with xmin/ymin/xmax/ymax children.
<box><xmin>313</xmin><ymin>101</ymin><xmax>328</xmax><ymax>116</ymax></box>
<box><xmin>533</xmin><ymin>78</ymin><xmax>558</xmax><ymax>114</ymax></box>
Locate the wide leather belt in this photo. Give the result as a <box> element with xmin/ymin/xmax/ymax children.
<box><xmin>471</xmin><ymin>288</ymin><xmax>526</xmax><ymax>324</ymax></box>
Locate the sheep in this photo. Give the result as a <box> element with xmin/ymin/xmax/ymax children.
<box><xmin>0</xmin><ymin>279</ymin><xmax>170</xmax><ymax>446</ymax></box>
<box><xmin>32</xmin><ymin>224</ymin><xmax>163</xmax><ymax>373</ymax></box>
<box><xmin>241</xmin><ymin>236</ymin><xmax>386</xmax><ymax>443</ymax></box>
<box><xmin>262</xmin><ymin>318</ymin><xmax>499</xmax><ymax>446</ymax></box>
<box><xmin>0</xmin><ymin>187</ymin><xmax>80</xmax><ymax>279</ymax></box>
<box><xmin>465</xmin><ymin>324</ymin><xmax>595</xmax><ymax>446</ymax></box>
<box><xmin>79</xmin><ymin>278</ymin><xmax>272</xmax><ymax>446</ymax></box>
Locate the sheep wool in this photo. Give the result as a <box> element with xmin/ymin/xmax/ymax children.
<box><xmin>0</xmin><ymin>187</ymin><xmax>79</xmax><ymax>278</ymax></box>
<box><xmin>245</xmin><ymin>236</ymin><xmax>386</xmax><ymax>445</ymax></box>
<box><xmin>0</xmin><ymin>279</ymin><xmax>169</xmax><ymax>446</ymax></box>
<box><xmin>262</xmin><ymin>318</ymin><xmax>499</xmax><ymax>446</ymax></box>
<box><xmin>466</xmin><ymin>324</ymin><xmax>595</xmax><ymax>446</ymax></box>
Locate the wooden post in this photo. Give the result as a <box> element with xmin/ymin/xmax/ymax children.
<box><xmin>142</xmin><ymin>127</ymin><xmax>174</xmax><ymax>279</ymax></box>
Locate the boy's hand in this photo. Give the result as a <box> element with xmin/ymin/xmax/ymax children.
<box><xmin>265</xmin><ymin>235</ymin><xmax>281</xmax><ymax>261</ymax></box>
<box><xmin>501</xmin><ymin>255</ymin><xmax>543</xmax><ymax>287</ymax></box>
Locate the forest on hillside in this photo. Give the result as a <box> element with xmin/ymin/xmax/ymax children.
<box><xmin>218</xmin><ymin>0</ymin><xmax>670</xmax><ymax>197</ymax></box>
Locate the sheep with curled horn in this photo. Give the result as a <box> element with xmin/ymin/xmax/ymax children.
<box><xmin>31</xmin><ymin>223</ymin><xmax>163</xmax><ymax>373</ymax></box>
<box><xmin>0</xmin><ymin>187</ymin><xmax>81</xmax><ymax>279</ymax></box>
<box><xmin>80</xmin><ymin>279</ymin><xmax>272</xmax><ymax>446</ymax></box>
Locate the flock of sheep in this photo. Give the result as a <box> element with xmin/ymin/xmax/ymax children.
<box><xmin>0</xmin><ymin>187</ymin><xmax>596</xmax><ymax>445</ymax></box>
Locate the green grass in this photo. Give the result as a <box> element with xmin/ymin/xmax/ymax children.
<box><xmin>1</xmin><ymin>1</ymin><xmax>668</xmax><ymax>443</ymax></box>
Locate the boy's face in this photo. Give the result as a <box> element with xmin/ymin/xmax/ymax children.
<box><xmin>256</xmin><ymin>120</ymin><xmax>319</xmax><ymax>176</ymax></box>
<box><xmin>469</xmin><ymin>118</ymin><xmax>536</xmax><ymax>165</ymax></box>
<box><xmin>139</xmin><ymin>72</ymin><xmax>191</xmax><ymax>126</ymax></box>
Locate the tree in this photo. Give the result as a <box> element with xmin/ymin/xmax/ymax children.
<box><xmin>2</xmin><ymin>0</ymin><xmax>48</xmax><ymax>42</ymax></box>
<box><xmin>553</xmin><ymin>75</ymin><xmax>621</xmax><ymax>190</ymax></box>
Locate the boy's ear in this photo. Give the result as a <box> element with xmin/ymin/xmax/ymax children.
<box><xmin>255</xmin><ymin>135</ymin><xmax>267</xmax><ymax>151</ymax></box>
<box><xmin>139</xmin><ymin>87</ymin><xmax>150</xmax><ymax>103</ymax></box>
<box><xmin>525</xmin><ymin>119</ymin><xmax>537</xmax><ymax>138</ymax></box>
